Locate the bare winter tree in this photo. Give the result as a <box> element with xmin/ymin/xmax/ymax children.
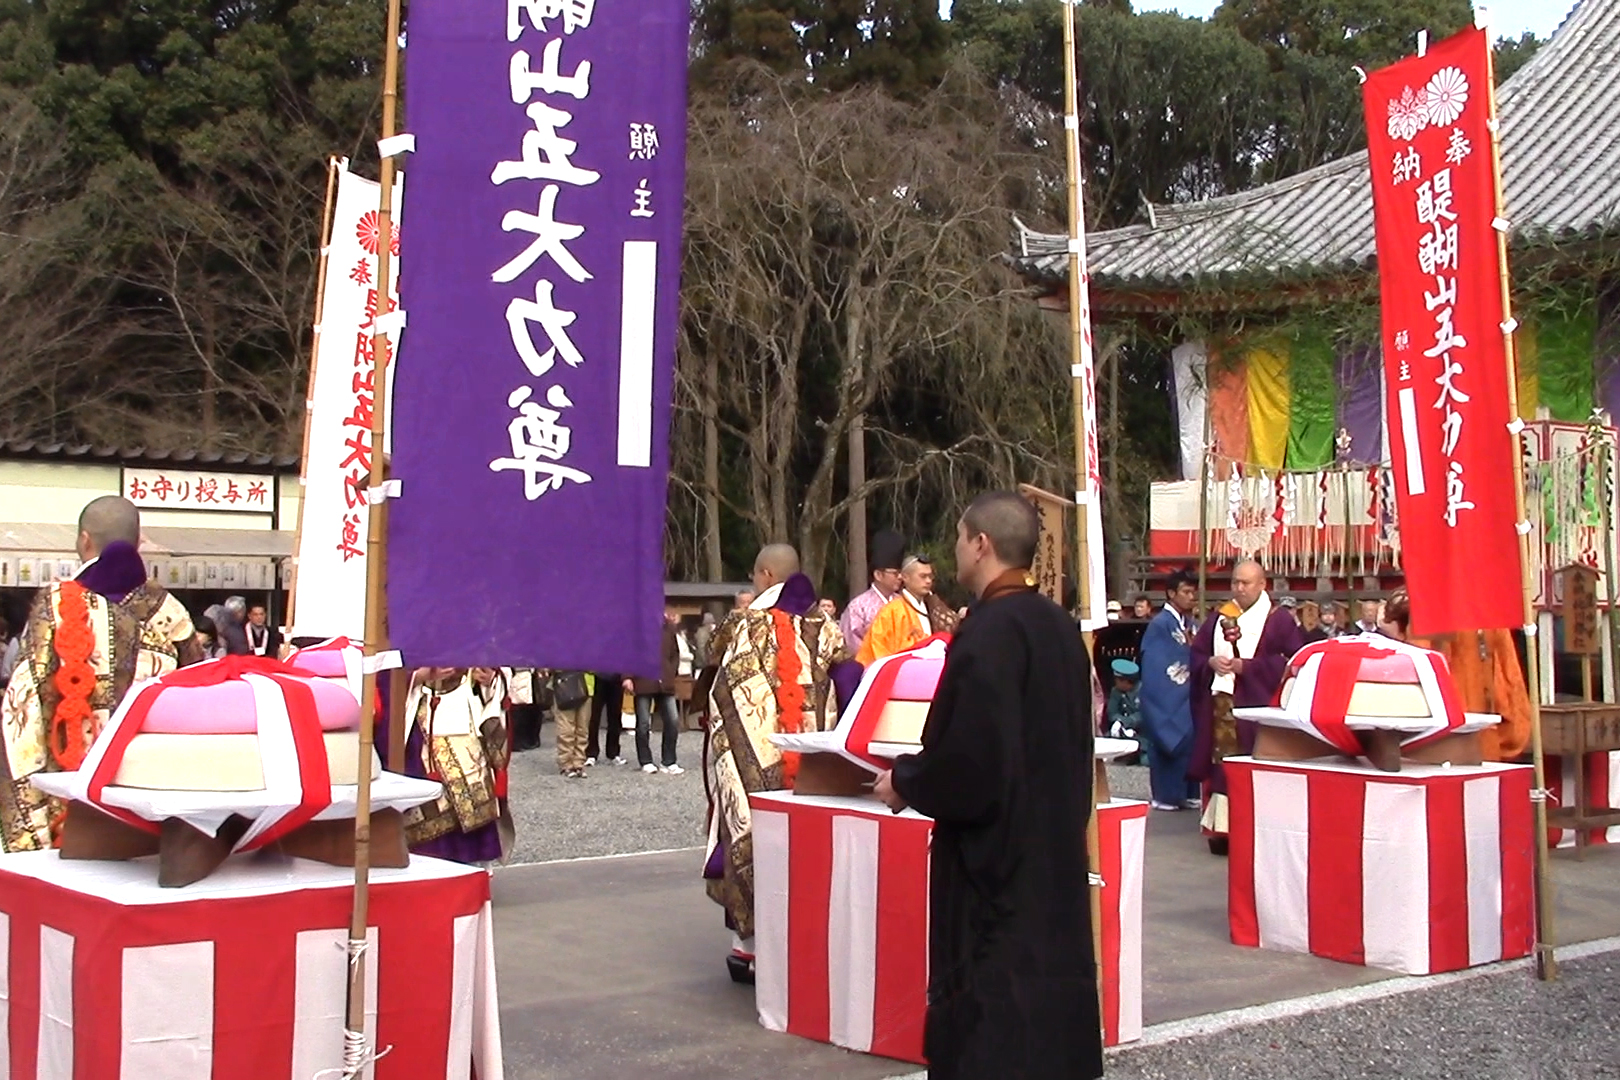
<box><xmin>679</xmin><ymin>61</ymin><xmax>1070</xmax><ymax>588</ymax></box>
<box><xmin>0</xmin><ymin>93</ymin><xmax>127</xmax><ymax>439</ymax></box>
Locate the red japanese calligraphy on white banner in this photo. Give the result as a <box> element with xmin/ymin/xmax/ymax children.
<box><xmin>289</xmin><ymin>160</ymin><xmax>402</xmax><ymax>642</ymax></box>
<box><xmin>1364</xmin><ymin>27</ymin><xmax>1522</xmax><ymax>636</ymax></box>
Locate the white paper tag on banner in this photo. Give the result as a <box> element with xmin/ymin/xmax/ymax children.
<box><xmin>372</xmin><ymin>308</ymin><xmax>407</xmax><ymax>336</ymax></box>
<box><xmin>361</xmin><ymin>650</ymin><xmax>403</xmax><ymax>674</ymax></box>
<box><xmin>377</xmin><ymin>133</ymin><xmax>416</xmax><ymax>158</ymax></box>
<box><xmin>363</xmin><ymin>478</ymin><xmax>403</xmax><ymax>505</ymax></box>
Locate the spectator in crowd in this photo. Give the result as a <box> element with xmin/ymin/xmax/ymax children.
<box><xmin>194</xmin><ymin>615</ymin><xmax>225</xmax><ymax>659</ymax></box>
<box><xmin>1299</xmin><ymin>600</ymin><xmax>1329</xmax><ymax>643</ymax></box>
<box><xmin>818</xmin><ymin>597</ymin><xmax>838</xmax><ymax>619</ymax></box>
<box><xmin>625</xmin><ymin>610</ymin><xmax>685</xmax><ymax>775</ymax></box>
<box><xmin>505</xmin><ymin>668</ymin><xmax>543</xmax><ymax>752</ymax></box>
<box><xmin>204</xmin><ymin>597</ymin><xmax>250</xmax><ymax>655</ymax></box>
<box><xmin>1319</xmin><ymin>601</ymin><xmax>1344</xmax><ymax>638</ymax></box>
<box><xmin>1131</xmin><ymin>595</ymin><xmax>1154</xmax><ymax>619</ymax></box>
<box><xmin>0</xmin><ymin>615</ymin><xmax>17</xmax><ymax>689</ymax></box>
<box><xmin>1278</xmin><ymin>595</ymin><xmax>1299</xmax><ymax>623</ymax></box>
<box><xmin>693</xmin><ymin>610</ymin><xmax>718</xmax><ymax>668</ymax></box>
<box><xmin>551</xmin><ymin>671</ymin><xmax>594</xmax><ymax>778</ymax></box>
<box><xmin>585</xmin><ymin>670</ymin><xmax>626</xmax><ymax>767</ymax></box>
<box><xmin>733</xmin><ymin>590</ymin><xmax>755</xmax><ymax>612</ymax></box>
<box><xmin>1105</xmin><ymin>599</ymin><xmax>1122</xmax><ymax>622</ymax></box>
<box><xmin>1355</xmin><ymin>598</ymin><xmax>1383</xmax><ymax>635</ymax></box>
<box><xmin>244</xmin><ymin>603</ymin><xmax>279</xmax><ymax>656</ymax></box>
<box><xmin>1106</xmin><ymin>659</ymin><xmax>1141</xmax><ymax>742</ymax></box>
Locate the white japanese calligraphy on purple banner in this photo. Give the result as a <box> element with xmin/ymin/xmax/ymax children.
<box><xmin>390</xmin><ymin>0</ymin><xmax>688</xmax><ymax>673</ymax></box>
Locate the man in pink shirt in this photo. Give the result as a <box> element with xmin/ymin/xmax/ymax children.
<box><xmin>838</xmin><ymin>529</ymin><xmax>905</xmax><ymax>658</ymax></box>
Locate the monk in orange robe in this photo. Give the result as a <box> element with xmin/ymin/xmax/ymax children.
<box><xmin>1381</xmin><ymin>590</ymin><xmax>1530</xmax><ymax>761</ymax></box>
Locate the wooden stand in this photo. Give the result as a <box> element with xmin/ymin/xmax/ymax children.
<box><xmin>1252</xmin><ymin>725</ymin><xmax>1484</xmax><ymax>771</ymax></box>
<box><xmin>58</xmin><ymin>802</ymin><xmax>410</xmax><ymax>888</ymax></box>
<box><xmin>1541</xmin><ymin>703</ymin><xmax>1620</xmax><ymax>859</ymax></box>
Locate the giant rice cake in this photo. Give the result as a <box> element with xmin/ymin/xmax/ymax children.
<box><xmin>113</xmin><ymin>732</ymin><xmax>381</xmax><ymax>791</ymax></box>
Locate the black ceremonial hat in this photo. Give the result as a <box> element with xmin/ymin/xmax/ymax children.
<box><xmin>869</xmin><ymin>529</ymin><xmax>906</xmax><ymax>573</ymax></box>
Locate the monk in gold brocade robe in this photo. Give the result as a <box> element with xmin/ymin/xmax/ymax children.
<box><xmin>704</xmin><ymin>544</ymin><xmax>860</xmax><ymax>980</ymax></box>
<box><xmin>1</xmin><ymin>497</ymin><xmax>202</xmax><ymax>851</ymax></box>
<box><xmin>402</xmin><ymin>667</ymin><xmax>510</xmax><ymax>864</ymax></box>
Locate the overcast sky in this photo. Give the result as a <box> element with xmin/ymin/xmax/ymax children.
<box><xmin>1130</xmin><ymin>1</ymin><xmax>1576</xmax><ymax>39</ymax></box>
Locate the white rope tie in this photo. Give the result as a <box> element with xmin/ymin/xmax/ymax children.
<box><xmin>1088</xmin><ymin>872</ymin><xmax>1105</xmax><ymax>888</ymax></box>
<box><xmin>1530</xmin><ymin>788</ymin><xmax>1559</xmax><ymax>805</ymax></box>
<box><xmin>310</xmin><ymin>1030</ymin><xmax>392</xmax><ymax>1078</ymax></box>
<box><xmin>309</xmin><ymin>939</ymin><xmax>393</xmax><ymax>1078</ymax></box>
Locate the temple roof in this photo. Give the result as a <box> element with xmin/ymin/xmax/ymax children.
<box><xmin>1012</xmin><ymin>1</ymin><xmax>1619</xmax><ymax>291</ymax></box>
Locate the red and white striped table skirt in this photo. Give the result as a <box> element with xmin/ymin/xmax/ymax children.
<box><xmin>749</xmin><ymin>792</ymin><xmax>1146</xmax><ymax>1063</ymax></box>
<box><xmin>1547</xmin><ymin>750</ymin><xmax>1620</xmax><ymax>848</ymax></box>
<box><xmin>0</xmin><ymin>851</ymin><xmax>503</xmax><ymax>1079</ymax></box>
<box><xmin>1226</xmin><ymin>757</ymin><xmax>1535</xmax><ymax>976</ymax></box>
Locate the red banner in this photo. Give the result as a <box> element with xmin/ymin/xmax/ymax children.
<box><xmin>1365</xmin><ymin>27</ymin><xmax>1522</xmax><ymax>636</ymax></box>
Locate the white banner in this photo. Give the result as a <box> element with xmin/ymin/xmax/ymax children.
<box><xmin>123</xmin><ymin>468</ymin><xmax>275</xmax><ymax>514</ymax></box>
<box><xmin>289</xmin><ymin>160</ymin><xmax>402</xmax><ymax>642</ymax></box>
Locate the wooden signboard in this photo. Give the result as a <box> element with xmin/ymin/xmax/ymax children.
<box><xmin>1559</xmin><ymin>564</ymin><xmax>1601</xmax><ymax>656</ymax></box>
<box><xmin>1019</xmin><ymin>484</ymin><xmax>1074</xmax><ymax>606</ymax></box>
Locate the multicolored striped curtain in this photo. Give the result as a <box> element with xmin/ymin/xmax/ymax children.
<box><xmin>1178</xmin><ymin>303</ymin><xmax>1605</xmax><ymax>474</ymax></box>
<box><xmin>1287</xmin><ymin>331</ymin><xmax>1337</xmax><ymax>470</ymax></box>
<box><xmin>1245</xmin><ymin>343</ymin><xmax>1290</xmax><ymax>470</ymax></box>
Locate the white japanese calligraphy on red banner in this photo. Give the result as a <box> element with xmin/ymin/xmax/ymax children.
<box><xmin>122</xmin><ymin>468</ymin><xmax>273</xmax><ymax>513</ymax></box>
<box><xmin>290</xmin><ymin>160</ymin><xmax>403</xmax><ymax>642</ymax></box>
<box><xmin>1364</xmin><ymin>27</ymin><xmax>1521</xmax><ymax>636</ymax></box>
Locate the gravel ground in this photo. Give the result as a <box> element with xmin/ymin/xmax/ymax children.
<box><xmin>1103</xmin><ymin>950</ymin><xmax>1620</xmax><ymax>1080</ymax></box>
<box><xmin>502</xmin><ymin>715</ymin><xmax>709</xmax><ymax>865</ymax></box>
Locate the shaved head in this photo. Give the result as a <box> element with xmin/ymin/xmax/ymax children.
<box><xmin>752</xmin><ymin>543</ymin><xmax>800</xmax><ymax>591</ymax></box>
<box><xmin>955</xmin><ymin>491</ymin><xmax>1040</xmax><ymax>598</ymax></box>
<box><xmin>77</xmin><ymin>496</ymin><xmax>140</xmax><ymax>559</ymax></box>
<box><xmin>961</xmin><ymin>492</ymin><xmax>1039</xmax><ymax>569</ymax></box>
<box><xmin>1230</xmin><ymin>559</ymin><xmax>1268</xmax><ymax>610</ymax></box>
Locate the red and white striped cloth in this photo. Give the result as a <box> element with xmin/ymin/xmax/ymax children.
<box><xmin>1546</xmin><ymin>750</ymin><xmax>1620</xmax><ymax>848</ymax></box>
<box><xmin>750</xmin><ymin>792</ymin><xmax>1145</xmax><ymax>1062</ymax></box>
<box><xmin>1227</xmin><ymin>757</ymin><xmax>1534</xmax><ymax>976</ymax></box>
<box><xmin>0</xmin><ymin>851</ymin><xmax>502</xmax><ymax>1079</ymax></box>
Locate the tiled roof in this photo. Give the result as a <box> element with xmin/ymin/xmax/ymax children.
<box><xmin>0</xmin><ymin>440</ymin><xmax>298</xmax><ymax>470</ymax></box>
<box><xmin>1013</xmin><ymin>1</ymin><xmax>1619</xmax><ymax>290</ymax></box>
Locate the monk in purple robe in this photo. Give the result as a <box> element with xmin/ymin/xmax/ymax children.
<box><xmin>1188</xmin><ymin>559</ymin><xmax>1302</xmax><ymax>852</ymax></box>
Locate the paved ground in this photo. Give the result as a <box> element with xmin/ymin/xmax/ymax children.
<box><xmin>491</xmin><ymin>750</ymin><xmax>1620</xmax><ymax>1079</ymax></box>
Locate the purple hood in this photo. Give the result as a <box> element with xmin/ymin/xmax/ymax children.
<box><xmin>76</xmin><ymin>541</ymin><xmax>149</xmax><ymax>604</ymax></box>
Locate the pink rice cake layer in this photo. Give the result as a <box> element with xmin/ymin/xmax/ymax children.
<box><xmin>888</xmin><ymin>658</ymin><xmax>944</xmax><ymax>701</ymax></box>
<box><xmin>1349</xmin><ymin>651</ymin><xmax>1421</xmax><ymax>684</ymax></box>
<box><xmin>138</xmin><ymin>677</ymin><xmax>361</xmax><ymax>734</ymax></box>
<box><xmin>286</xmin><ymin>650</ymin><xmax>349</xmax><ymax>678</ymax></box>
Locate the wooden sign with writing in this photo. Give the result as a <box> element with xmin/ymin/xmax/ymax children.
<box><xmin>1019</xmin><ymin>484</ymin><xmax>1073</xmax><ymax>606</ymax></box>
<box><xmin>1558</xmin><ymin>564</ymin><xmax>1601</xmax><ymax>656</ymax></box>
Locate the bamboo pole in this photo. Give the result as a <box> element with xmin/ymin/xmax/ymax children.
<box><xmin>1483</xmin><ymin>36</ymin><xmax>1556</xmax><ymax>982</ymax></box>
<box><xmin>283</xmin><ymin>156</ymin><xmax>343</xmax><ymax>647</ymax></box>
<box><xmin>342</xmin><ymin>0</ymin><xmax>405</xmax><ymax>1059</ymax></box>
<box><xmin>1197</xmin><ymin>407</ymin><xmax>1211</xmax><ymax>615</ymax></box>
<box><xmin>1059</xmin><ymin>0</ymin><xmax>1107</xmax><ymax>1031</ymax></box>
<box><xmin>1599</xmin><ymin>425</ymin><xmax>1619</xmax><ymax>706</ymax></box>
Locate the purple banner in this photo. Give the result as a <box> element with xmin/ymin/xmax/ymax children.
<box><xmin>389</xmin><ymin>0</ymin><xmax>688</xmax><ymax>674</ymax></box>
<box><xmin>1335</xmin><ymin>344</ymin><xmax>1384</xmax><ymax>466</ymax></box>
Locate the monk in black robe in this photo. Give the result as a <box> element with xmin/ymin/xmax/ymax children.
<box><xmin>876</xmin><ymin>491</ymin><xmax>1102</xmax><ymax>1080</ymax></box>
